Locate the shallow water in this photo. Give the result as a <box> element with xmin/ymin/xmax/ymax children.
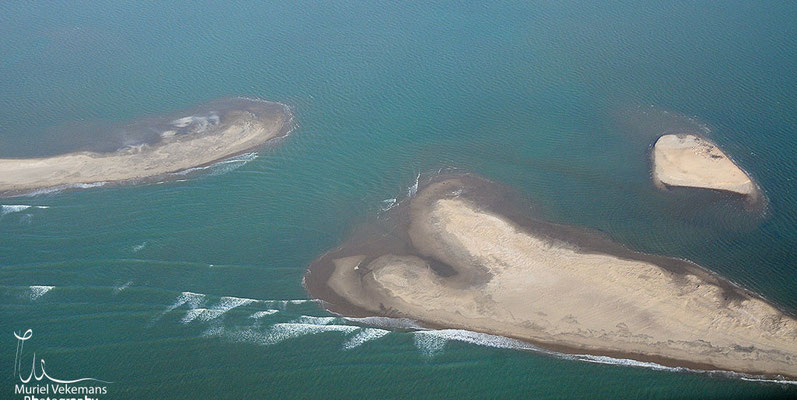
<box><xmin>1</xmin><ymin>1</ymin><xmax>796</xmax><ymax>399</ymax></box>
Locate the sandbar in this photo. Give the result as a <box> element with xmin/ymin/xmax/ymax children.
<box><xmin>0</xmin><ymin>98</ymin><xmax>291</xmax><ymax>195</ymax></box>
<box><xmin>653</xmin><ymin>134</ymin><xmax>756</xmax><ymax>197</ymax></box>
<box><xmin>306</xmin><ymin>174</ymin><xmax>797</xmax><ymax>379</ymax></box>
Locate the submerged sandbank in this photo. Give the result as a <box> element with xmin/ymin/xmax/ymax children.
<box><xmin>0</xmin><ymin>98</ymin><xmax>292</xmax><ymax>196</ymax></box>
<box><xmin>653</xmin><ymin>134</ymin><xmax>757</xmax><ymax>198</ymax></box>
<box><xmin>305</xmin><ymin>173</ymin><xmax>797</xmax><ymax>379</ymax></box>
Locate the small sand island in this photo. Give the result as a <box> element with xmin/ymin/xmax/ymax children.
<box><xmin>306</xmin><ymin>174</ymin><xmax>797</xmax><ymax>379</ymax></box>
<box><xmin>0</xmin><ymin>98</ymin><xmax>292</xmax><ymax>196</ymax></box>
<box><xmin>653</xmin><ymin>134</ymin><xmax>757</xmax><ymax>198</ymax></box>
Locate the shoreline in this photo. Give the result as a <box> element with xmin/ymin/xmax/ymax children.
<box><xmin>0</xmin><ymin>98</ymin><xmax>294</xmax><ymax>197</ymax></box>
<box><xmin>651</xmin><ymin>133</ymin><xmax>762</xmax><ymax>203</ymax></box>
<box><xmin>305</xmin><ymin>172</ymin><xmax>797</xmax><ymax>380</ymax></box>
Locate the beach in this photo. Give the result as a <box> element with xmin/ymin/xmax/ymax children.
<box><xmin>652</xmin><ymin>134</ymin><xmax>756</xmax><ymax>197</ymax></box>
<box><xmin>0</xmin><ymin>98</ymin><xmax>291</xmax><ymax>195</ymax></box>
<box><xmin>306</xmin><ymin>174</ymin><xmax>797</xmax><ymax>379</ymax></box>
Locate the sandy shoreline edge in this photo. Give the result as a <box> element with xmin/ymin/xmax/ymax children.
<box><xmin>652</xmin><ymin>133</ymin><xmax>761</xmax><ymax>202</ymax></box>
<box><xmin>305</xmin><ymin>173</ymin><xmax>797</xmax><ymax>380</ymax></box>
<box><xmin>0</xmin><ymin>98</ymin><xmax>293</xmax><ymax>196</ymax></box>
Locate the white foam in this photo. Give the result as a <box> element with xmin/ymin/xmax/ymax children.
<box><xmin>342</xmin><ymin>328</ymin><xmax>390</xmax><ymax>350</ymax></box>
<box><xmin>344</xmin><ymin>316</ymin><xmax>425</xmax><ymax>330</ymax></box>
<box><xmin>132</xmin><ymin>242</ymin><xmax>146</xmax><ymax>252</ymax></box>
<box><xmin>260</xmin><ymin>323</ymin><xmax>359</xmax><ymax>345</ymax></box>
<box><xmin>160</xmin><ymin>291</ymin><xmax>206</xmax><ymax>317</ymax></box>
<box><xmin>29</xmin><ymin>285</ymin><xmax>54</xmax><ymax>300</ymax></box>
<box><xmin>2</xmin><ymin>205</ymin><xmax>49</xmax><ymax>216</ymax></box>
<box><xmin>250</xmin><ymin>309</ymin><xmax>279</xmax><ymax>319</ymax></box>
<box><xmin>571</xmin><ymin>354</ymin><xmax>676</xmax><ymax>371</ymax></box>
<box><xmin>407</xmin><ymin>172</ymin><xmax>420</xmax><ymax>198</ymax></box>
<box><xmin>380</xmin><ymin>198</ymin><xmax>397</xmax><ymax>212</ymax></box>
<box><xmin>172</xmin><ymin>152</ymin><xmax>258</xmax><ymax>177</ymax></box>
<box><xmin>407</xmin><ymin>328</ymin><xmax>797</xmax><ymax>385</ymax></box>
<box><xmin>293</xmin><ymin>315</ymin><xmax>337</xmax><ymax>325</ymax></box>
<box><xmin>24</xmin><ymin>182</ymin><xmax>106</xmax><ymax>197</ymax></box>
<box><xmin>182</xmin><ymin>296</ymin><xmax>257</xmax><ymax>323</ymax></box>
<box><xmin>564</xmin><ymin>353</ymin><xmax>797</xmax><ymax>385</ymax></box>
<box><xmin>2</xmin><ymin>205</ymin><xmax>31</xmax><ymax>215</ymax></box>
<box><xmin>201</xmin><ymin>325</ymin><xmax>274</xmax><ymax>345</ymax></box>
<box><xmin>185</xmin><ymin>308</ymin><xmax>226</xmax><ymax>323</ymax></box>
<box><xmin>260</xmin><ymin>299</ymin><xmax>318</xmax><ymax>309</ymax></box>
<box><xmin>213</xmin><ymin>296</ymin><xmax>256</xmax><ymax>310</ymax></box>
<box><xmin>201</xmin><ymin>322</ymin><xmax>359</xmax><ymax>347</ymax></box>
<box><xmin>113</xmin><ymin>280</ymin><xmax>133</xmax><ymax>294</ymax></box>
<box><xmin>414</xmin><ymin>331</ymin><xmax>449</xmax><ymax>356</ymax></box>
<box><xmin>181</xmin><ymin>308</ymin><xmax>209</xmax><ymax>323</ymax></box>
<box><xmin>414</xmin><ymin>329</ymin><xmax>540</xmax><ymax>356</ymax></box>
<box><xmin>208</xmin><ymin>152</ymin><xmax>258</xmax><ymax>176</ymax></box>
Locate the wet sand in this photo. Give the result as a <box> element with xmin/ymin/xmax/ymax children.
<box><xmin>305</xmin><ymin>173</ymin><xmax>797</xmax><ymax>379</ymax></box>
<box><xmin>653</xmin><ymin>134</ymin><xmax>757</xmax><ymax>198</ymax></box>
<box><xmin>0</xmin><ymin>98</ymin><xmax>292</xmax><ymax>196</ymax></box>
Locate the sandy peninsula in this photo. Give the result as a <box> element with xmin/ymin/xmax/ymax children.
<box><xmin>306</xmin><ymin>174</ymin><xmax>797</xmax><ymax>379</ymax></box>
<box><xmin>653</xmin><ymin>134</ymin><xmax>756</xmax><ymax>197</ymax></box>
<box><xmin>0</xmin><ymin>98</ymin><xmax>291</xmax><ymax>195</ymax></box>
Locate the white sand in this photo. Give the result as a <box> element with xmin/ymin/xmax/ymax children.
<box><xmin>653</xmin><ymin>134</ymin><xmax>755</xmax><ymax>196</ymax></box>
<box><xmin>323</xmin><ymin>178</ymin><xmax>797</xmax><ymax>378</ymax></box>
<box><xmin>0</xmin><ymin>107</ymin><xmax>287</xmax><ymax>194</ymax></box>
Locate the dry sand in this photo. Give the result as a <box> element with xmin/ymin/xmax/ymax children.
<box><xmin>0</xmin><ymin>99</ymin><xmax>290</xmax><ymax>195</ymax></box>
<box><xmin>307</xmin><ymin>175</ymin><xmax>797</xmax><ymax>379</ymax></box>
<box><xmin>653</xmin><ymin>134</ymin><xmax>756</xmax><ymax>197</ymax></box>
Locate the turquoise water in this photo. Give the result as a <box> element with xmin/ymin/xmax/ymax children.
<box><xmin>1</xmin><ymin>1</ymin><xmax>796</xmax><ymax>398</ymax></box>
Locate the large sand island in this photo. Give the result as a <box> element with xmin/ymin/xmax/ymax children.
<box><xmin>653</xmin><ymin>134</ymin><xmax>756</xmax><ymax>198</ymax></box>
<box><xmin>0</xmin><ymin>98</ymin><xmax>292</xmax><ymax>195</ymax></box>
<box><xmin>306</xmin><ymin>174</ymin><xmax>797</xmax><ymax>379</ymax></box>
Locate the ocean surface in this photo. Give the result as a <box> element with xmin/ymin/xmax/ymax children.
<box><xmin>1</xmin><ymin>1</ymin><xmax>796</xmax><ymax>399</ymax></box>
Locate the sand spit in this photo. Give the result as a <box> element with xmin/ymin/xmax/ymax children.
<box><xmin>0</xmin><ymin>98</ymin><xmax>291</xmax><ymax>196</ymax></box>
<box><xmin>653</xmin><ymin>134</ymin><xmax>756</xmax><ymax>198</ymax></box>
<box><xmin>306</xmin><ymin>174</ymin><xmax>796</xmax><ymax>379</ymax></box>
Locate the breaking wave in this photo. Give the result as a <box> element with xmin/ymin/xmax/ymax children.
<box><xmin>250</xmin><ymin>310</ymin><xmax>280</xmax><ymax>319</ymax></box>
<box><xmin>156</xmin><ymin>291</ymin><xmax>316</xmax><ymax>322</ymax></box>
<box><xmin>409</xmin><ymin>328</ymin><xmax>797</xmax><ymax>384</ymax></box>
<box><xmin>2</xmin><ymin>205</ymin><xmax>49</xmax><ymax>215</ymax></box>
<box><xmin>261</xmin><ymin>299</ymin><xmax>320</xmax><ymax>310</ymax></box>
<box><xmin>293</xmin><ymin>315</ymin><xmax>338</xmax><ymax>325</ymax></box>
<box><xmin>342</xmin><ymin>328</ymin><xmax>390</xmax><ymax>350</ymax></box>
<box><xmin>172</xmin><ymin>152</ymin><xmax>258</xmax><ymax>177</ymax></box>
<box><xmin>380</xmin><ymin>198</ymin><xmax>397</xmax><ymax>213</ymax></box>
<box><xmin>131</xmin><ymin>242</ymin><xmax>147</xmax><ymax>252</ymax></box>
<box><xmin>28</xmin><ymin>285</ymin><xmax>54</xmax><ymax>300</ymax></box>
<box><xmin>407</xmin><ymin>172</ymin><xmax>420</xmax><ymax>198</ymax></box>
<box><xmin>113</xmin><ymin>280</ymin><xmax>133</xmax><ymax>294</ymax></box>
<box><xmin>344</xmin><ymin>316</ymin><xmax>425</xmax><ymax>330</ymax></box>
<box><xmin>23</xmin><ymin>182</ymin><xmax>107</xmax><ymax>197</ymax></box>
<box><xmin>261</xmin><ymin>323</ymin><xmax>360</xmax><ymax>345</ymax></box>
<box><xmin>151</xmin><ymin>291</ymin><xmax>206</xmax><ymax>323</ymax></box>
<box><xmin>3</xmin><ymin>205</ymin><xmax>30</xmax><ymax>215</ymax></box>
<box><xmin>202</xmin><ymin>323</ymin><xmax>359</xmax><ymax>346</ymax></box>
<box><xmin>180</xmin><ymin>296</ymin><xmax>257</xmax><ymax>323</ymax></box>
